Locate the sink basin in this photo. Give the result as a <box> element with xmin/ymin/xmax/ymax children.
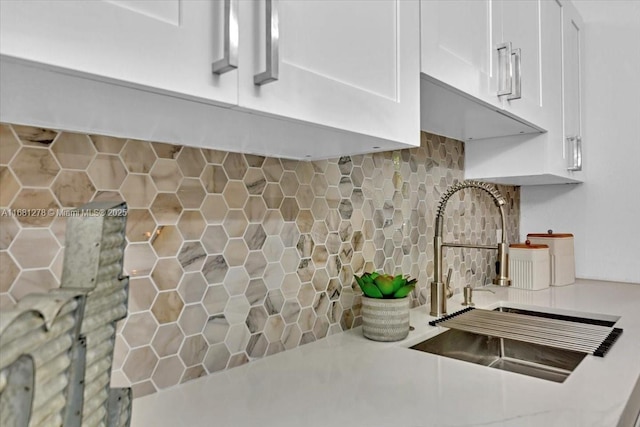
<box><xmin>410</xmin><ymin>304</ymin><xmax>620</xmax><ymax>383</ymax></box>
<box><xmin>410</xmin><ymin>328</ymin><xmax>586</xmax><ymax>383</ymax></box>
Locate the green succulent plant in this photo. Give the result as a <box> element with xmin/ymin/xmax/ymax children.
<box><xmin>354</xmin><ymin>272</ymin><xmax>417</xmax><ymax>299</ymax></box>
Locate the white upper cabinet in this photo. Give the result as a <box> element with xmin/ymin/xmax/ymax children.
<box><xmin>420</xmin><ymin>0</ymin><xmax>498</xmax><ymax>108</ymax></box>
<box><xmin>237</xmin><ymin>0</ymin><xmax>419</xmax><ymax>149</ymax></box>
<box><xmin>464</xmin><ymin>0</ymin><xmax>585</xmax><ymax>185</ymax></box>
<box><xmin>0</xmin><ymin>0</ymin><xmax>420</xmax><ymax>159</ymax></box>
<box><xmin>419</xmin><ymin>0</ymin><xmax>544</xmax><ymax>143</ymax></box>
<box><xmin>492</xmin><ymin>0</ymin><xmax>545</xmax><ymax>127</ymax></box>
<box><xmin>562</xmin><ymin>0</ymin><xmax>585</xmax><ymax>180</ymax></box>
<box><xmin>0</xmin><ymin>0</ymin><xmax>239</xmax><ymax>106</ymax></box>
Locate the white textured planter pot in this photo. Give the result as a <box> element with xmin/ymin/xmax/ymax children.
<box><xmin>361</xmin><ymin>297</ymin><xmax>410</xmax><ymax>342</ymax></box>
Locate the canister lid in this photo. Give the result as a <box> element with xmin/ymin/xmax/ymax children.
<box><xmin>510</xmin><ymin>240</ymin><xmax>549</xmax><ymax>249</ymax></box>
<box><xmin>527</xmin><ymin>233</ymin><xmax>574</xmax><ymax>238</ymax></box>
<box><xmin>527</xmin><ymin>229</ymin><xmax>573</xmax><ymax>238</ymax></box>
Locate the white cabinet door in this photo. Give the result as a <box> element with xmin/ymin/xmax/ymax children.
<box><xmin>236</xmin><ymin>0</ymin><xmax>420</xmax><ymax>150</ymax></box>
<box><xmin>1</xmin><ymin>0</ymin><xmax>420</xmax><ymax>159</ymax></box>
<box><xmin>419</xmin><ymin>0</ymin><xmax>550</xmax><ymax>143</ymax></box>
<box><xmin>541</xmin><ymin>0</ymin><xmax>566</xmax><ymax>176</ymax></box>
<box><xmin>492</xmin><ymin>0</ymin><xmax>544</xmax><ymax>126</ymax></box>
<box><xmin>0</xmin><ymin>0</ymin><xmax>238</xmax><ymax>106</ymax></box>
<box><xmin>420</xmin><ymin>0</ymin><xmax>544</xmax><ymax>123</ymax></box>
<box><xmin>420</xmin><ymin>0</ymin><xmax>498</xmax><ymax>108</ymax></box>
<box><xmin>563</xmin><ymin>1</ymin><xmax>585</xmax><ymax>179</ymax></box>
<box><xmin>464</xmin><ymin>0</ymin><xmax>585</xmax><ymax>186</ymax></box>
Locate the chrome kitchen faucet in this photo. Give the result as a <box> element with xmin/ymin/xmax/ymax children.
<box><xmin>430</xmin><ymin>180</ymin><xmax>510</xmax><ymax>317</ymax></box>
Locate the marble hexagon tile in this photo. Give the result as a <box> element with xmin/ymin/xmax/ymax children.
<box><xmin>0</xmin><ymin>123</ymin><xmax>519</xmax><ymax>398</ymax></box>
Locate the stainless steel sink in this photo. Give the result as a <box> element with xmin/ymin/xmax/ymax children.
<box><xmin>410</xmin><ymin>328</ymin><xmax>587</xmax><ymax>383</ymax></box>
<box><xmin>410</xmin><ymin>305</ymin><xmax>620</xmax><ymax>383</ymax></box>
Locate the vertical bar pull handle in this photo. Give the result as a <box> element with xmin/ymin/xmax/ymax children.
<box><xmin>497</xmin><ymin>42</ymin><xmax>513</xmax><ymax>96</ymax></box>
<box><xmin>254</xmin><ymin>0</ymin><xmax>279</xmax><ymax>85</ymax></box>
<box><xmin>212</xmin><ymin>0</ymin><xmax>239</xmax><ymax>74</ymax></box>
<box><xmin>507</xmin><ymin>48</ymin><xmax>522</xmax><ymax>100</ymax></box>
<box><xmin>574</xmin><ymin>136</ymin><xmax>583</xmax><ymax>171</ymax></box>
<box><xmin>567</xmin><ymin>136</ymin><xmax>583</xmax><ymax>171</ymax></box>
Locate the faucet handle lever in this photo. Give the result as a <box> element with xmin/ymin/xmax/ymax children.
<box><xmin>445</xmin><ymin>268</ymin><xmax>453</xmax><ymax>299</ymax></box>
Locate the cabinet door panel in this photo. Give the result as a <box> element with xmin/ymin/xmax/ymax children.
<box><xmin>540</xmin><ymin>0</ymin><xmax>564</xmax><ymax>174</ymax></box>
<box><xmin>281</xmin><ymin>2</ymin><xmax>396</xmax><ymax>100</ymax></box>
<box><xmin>564</xmin><ymin>13</ymin><xmax>582</xmax><ymax>141</ymax></box>
<box><xmin>105</xmin><ymin>0</ymin><xmax>180</xmax><ymax>25</ymax></box>
<box><xmin>238</xmin><ymin>0</ymin><xmax>420</xmax><ymax>149</ymax></box>
<box><xmin>421</xmin><ymin>0</ymin><xmax>498</xmax><ymax>106</ymax></box>
<box><xmin>563</xmin><ymin>2</ymin><xmax>585</xmax><ymax>179</ymax></box>
<box><xmin>0</xmin><ymin>0</ymin><xmax>238</xmax><ymax>106</ymax></box>
<box><xmin>493</xmin><ymin>0</ymin><xmax>544</xmax><ymax>124</ymax></box>
<box><xmin>465</xmin><ymin>0</ymin><xmax>585</xmax><ymax>185</ymax></box>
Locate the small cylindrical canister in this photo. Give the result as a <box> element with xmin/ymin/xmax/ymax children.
<box><xmin>509</xmin><ymin>241</ymin><xmax>550</xmax><ymax>290</ymax></box>
<box><xmin>527</xmin><ymin>232</ymin><xmax>575</xmax><ymax>286</ymax></box>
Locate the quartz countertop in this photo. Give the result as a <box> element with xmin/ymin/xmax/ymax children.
<box><xmin>131</xmin><ymin>279</ymin><xmax>640</xmax><ymax>427</ymax></box>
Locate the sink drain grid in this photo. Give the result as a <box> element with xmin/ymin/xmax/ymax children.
<box><xmin>430</xmin><ymin>307</ymin><xmax>622</xmax><ymax>357</ymax></box>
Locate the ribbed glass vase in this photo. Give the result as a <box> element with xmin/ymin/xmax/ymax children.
<box><xmin>361</xmin><ymin>296</ymin><xmax>410</xmax><ymax>342</ymax></box>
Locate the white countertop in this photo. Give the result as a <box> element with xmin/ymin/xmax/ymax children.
<box><xmin>131</xmin><ymin>279</ymin><xmax>640</xmax><ymax>427</ymax></box>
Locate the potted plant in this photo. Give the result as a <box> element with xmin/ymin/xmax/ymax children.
<box><xmin>354</xmin><ymin>272</ymin><xmax>417</xmax><ymax>342</ymax></box>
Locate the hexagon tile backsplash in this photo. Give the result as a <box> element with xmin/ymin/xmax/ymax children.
<box><xmin>0</xmin><ymin>124</ymin><xmax>519</xmax><ymax>398</ymax></box>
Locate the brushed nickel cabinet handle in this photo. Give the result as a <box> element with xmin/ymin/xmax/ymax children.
<box><xmin>567</xmin><ymin>136</ymin><xmax>583</xmax><ymax>171</ymax></box>
<box><xmin>254</xmin><ymin>0</ymin><xmax>279</xmax><ymax>85</ymax></box>
<box><xmin>212</xmin><ymin>0</ymin><xmax>239</xmax><ymax>74</ymax></box>
<box><xmin>497</xmin><ymin>41</ymin><xmax>513</xmax><ymax>96</ymax></box>
<box><xmin>507</xmin><ymin>48</ymin><xmax>522</xmax><ymax>100</ymax></box>
<box><xmin>575</xmin><ymin>136</ymin><xmax>583</xmax><ymax>171</ymax></box>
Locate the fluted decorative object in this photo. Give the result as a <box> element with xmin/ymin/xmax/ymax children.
<box><xmin>361</xmin><ymin>297</ymin><xmax>411</xmax><ymax>342</ymax></box>
<box><xmin>355</xmin><ymin>272</ymin><xmax>416</xmax><ymax>341</ymax></box>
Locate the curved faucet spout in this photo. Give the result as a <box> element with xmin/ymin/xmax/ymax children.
<box><xmin>430</xmin><ymin>180</ymin><xmax>511</xmax><ymax>317</ymax></box>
